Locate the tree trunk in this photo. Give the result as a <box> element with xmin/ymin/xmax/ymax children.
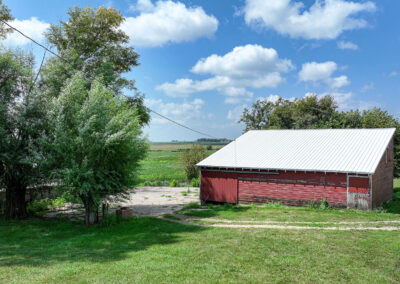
<box><xmin>5</xmin><ymin>184</ymin><xmax>27</xmax><ymax>219</ymax></box>
<box><xmin>84</xmin><ymin>201</ymin><xmax>99</xmax><ymax>226</ymax></box>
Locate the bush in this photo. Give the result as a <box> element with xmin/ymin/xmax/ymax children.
<box><xmin>190</xmin><ymin>177</ymin><xmax>200</xmax><ymax>187</ymax></box>
<box><xmin>206</xmin><ymin>145</ymin><xmax>212</xmax><ymax>150</ymax></box>
<box><xmin>180</xmin><ymin>145</ymin><xmax>208</xmax><ymax>180</ymax></box>
<box><xmin>170</xmin><ymin>180</ymin><xmax>177</xmax><ymax>187</ymax></box>
<box><xmin>51</xmin><ymin>197</ymin><xmax>66</xmax><ymax>209</ymax></box>
<box><xmin>27</xmin><ymin>199</ymin><xmax>51</xmax><ymax>216</ymax></box>
<box><xmin>319</xmin><ymin>199</ymin><xmax>330</xmax><ymax>210</ymax></box>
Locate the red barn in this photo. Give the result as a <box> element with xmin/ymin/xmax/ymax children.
<box><xmin>197</xmin><ymin>129</ymin><xmax>395</xmax><ymax>210</ymax></box>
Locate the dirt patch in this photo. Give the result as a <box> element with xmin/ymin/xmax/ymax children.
<box><xmin>161</xmin><ymin>214</ymin><xmax>400</xmax><ymax>231</ymax></box>
<box><xmin>118</xmin><ymin>186</ymin><xmax>199</xmax><ymax>216</ymax></box>
<box><xmin>44</xmin><ymin>186</ymin><xmax>200</xmax><ymax>220</ymax></box>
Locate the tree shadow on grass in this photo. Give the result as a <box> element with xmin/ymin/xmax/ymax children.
<box><xmin>0</xmin><ymin>216</ymin><xmax>204</xmax><ymax>267</ymax></box>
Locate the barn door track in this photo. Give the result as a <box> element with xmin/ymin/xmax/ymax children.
<box><xmin>159</xmin><ymin>215</ymin><xmax>400</xmax><ymax>231</ymax></box>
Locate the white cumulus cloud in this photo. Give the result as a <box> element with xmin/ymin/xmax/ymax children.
<box><xmin>299</xmin><ymin>61</ymin><xmax>350</xmax><ymax>89</ymax></box>
<box><xmin>3</xmin><ymin>17</ymin><xmax>49</xmax><ymax>46</ymax></box>
<box><xmin>337</xmin><ymin>40</ymin><xmax>359</xmax><ymax>50</ymax></box>
<box><xmin>145</xmin><ymin>98</ymin><xmax>205</xmax><ymax>124</ymax></box>
<box><xmin>122</xmin><ymin>0</ymin><xmax>218</xmax><ymax>47</ymax></box>
<box><xmin>157</xmin><ymin>44</ymin><xmax>294</xmax><ymax>104</ymax></box>
<box><xmin>227</xmin><ymin>104</ymin><xmax>247</xmax><ymax>121</ymax></box>
<box><xmin>243</xmin><ymin>0</ymin><xmax>376</xmax><ymax>40</ymax></box>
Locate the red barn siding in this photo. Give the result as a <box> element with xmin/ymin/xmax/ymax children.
<box><xmin>372</xmin><ymin>138</ymin><xmax>394</xmax><ymax>207</ymax></box>
<box><xmin>201</xmin><ymin>170</ymin><xmax>350</xmax><ymax>207</ymax></box>
<box><xmin>201</xmin><ymin>171</ymin><xmax>238</xmax><ymax>203</ymax></box>
<box><xmin>237</xmin><ymin>172</ymin><xmax>347</xmax><ymax>207</ymax></box>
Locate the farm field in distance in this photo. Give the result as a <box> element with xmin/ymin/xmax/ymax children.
<box><xmin>137</xmin><ymin>142</ymin><xmax>227</xmax><ymax>185</ymax></box>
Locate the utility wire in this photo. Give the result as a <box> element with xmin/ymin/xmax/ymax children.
<box><xmin>33</xmin><ymin>49</ymin><xmax>47</xmax><ymax>84</ymax></box>
<box><xmin>148</xmin><ymin>108</ymin><xmax>217</xmax><ymax>139</ymax></box>
<box><xmin>1</xmin><ymin>20</ymin><xmax>220</xmax><ymax>140</ymax></box>
<box><xmin>1</xmin><ymin>20</ymin><xmax>63</xmax><ymax>61</ymax></box>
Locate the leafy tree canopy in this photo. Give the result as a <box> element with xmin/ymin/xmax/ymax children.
<box><xmin>40</xmin><ymin>6</ymin><xmax>150</xmax><ymax>125</ymax></box>
<box><xmin>0</xmin><ymin>0</ymin><xmax>13</xmax><ymax>39</ymax></box>
<box><xmin>180</xmin><ymin>145</ymin><xmax>208</xmax><ymax>180</ymax></box>
<box><xmin>47</xmin><ymin>73</ymin><xmax>148</xmax><ymax>225</ymax></box>
<box><xmin>0</xmin><ymin>47</ymin><xmax>47</xmax><ymax>219</ymax></box>
<box><xmin>239</xmin><ymin>94</ymin><xmax>400</xmax><ymax>176</ymax></box>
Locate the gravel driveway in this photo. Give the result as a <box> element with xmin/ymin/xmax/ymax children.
<box><xmin>118</xmin><ymin>186</ymin><xmax>200</xmax><ymax>216</ymax></box>
<box><xmin>45</xmin><ymin>186</ymin><xmax>200</xmax><ymax>220</ymax></box>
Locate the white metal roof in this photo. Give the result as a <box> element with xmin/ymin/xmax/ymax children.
<box><xmin>197</xmin><ymin>128</ymin><xmax>396</xmax><ymax>174</ymax></box>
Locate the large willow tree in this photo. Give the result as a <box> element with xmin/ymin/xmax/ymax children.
<box><xmin>47</xmin><ymin>73</ymin><xmax>148</xmax><ymax>225</ymax></box>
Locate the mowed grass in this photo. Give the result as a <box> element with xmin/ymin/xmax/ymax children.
<box><xmin>1</xmin><ymin>217</ymin><xmax>400</xmax><ymax>283</ymax></box>
<box><xmin>182</xmin><ymin>203</ymin><xmax>400</xmax><ymax>223</ymax></box>
<box><xmin>183</xmin><ymin>179</ymin><xmax>400</xmax><ymax>222</ymax></box>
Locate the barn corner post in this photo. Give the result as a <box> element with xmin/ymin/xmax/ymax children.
<box><xmin>199</xmin><ymin>168</ymin><xmax>204</xmax><ymax>205</ymax></box>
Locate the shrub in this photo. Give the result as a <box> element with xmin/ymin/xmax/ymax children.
<box><xmin>180</xmin><ymin>145</ymin><xmax>208</xmax><ymax>180</ymax></box>
<box><xmin>206</xmin><ymin>145</ymin><xmax>212</xmax><ymax>150</ymax></box>
<box><xmin>27</xmin><ymin>199</ymin><xmax>51</xmax><ymax>216</ymax></box>
<box><xmin>319</xmin><ymin>199</ymin><xmax>330</xmax><ymax>210</ymax></box>
<box><xmin>190</xmin><ymin>177</ymin><xmax>200</xmax><ymax>187</ymax></box>
<box><xmin>51</xmin><ymin>197</ymin><xmax>66</xmax><ymax>208</ymax></box>
<box><xmin>170</xmin><ymin>180</ymin><xmax>177</xmax><ymax>187</ymax></box>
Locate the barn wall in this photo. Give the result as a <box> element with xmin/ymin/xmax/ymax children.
<box><xmin>237</xmin><ymin>171</ymin><xmax>348</xmax><ymax>207</ymax></box>
<box><xmin>201</xmin><ymin>170</ymin><xmax>351</xmax><ymax>207</ymax></box>
<box><xmin>200</xmin><ymin>171</ymin><xmax>238</xmax><ymax>203</ymax></box>
<box><xmin>372</xmin><ymin>138</ymin><xmax>394</xmax><ymax>207</ymax></box>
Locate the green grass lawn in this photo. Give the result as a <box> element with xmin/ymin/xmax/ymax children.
<box><xmin>1</xmin><ymin>179</ymin><xmax>399</xmax><ymax>282</ymax></box>
<box><xmin>181</xmin><ymin>202</ymin><xmax>400</xmax><ymax>223</ymax></box>
<box><xmin>1</xmin><ymin>216</ymin><xmax>400</xmax><ymax>283</ymax></box>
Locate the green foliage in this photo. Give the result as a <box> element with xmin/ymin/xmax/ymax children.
<box><xmin>40</xmin><ymin>5</ymin><xmax>150</xmax><ymax>125</ymax></box>
<box><xmin>319</xmin><ymin>199</ymin><xmax>330</xmax><ymax>210</ymax></box>
<box><xmin>239</xmin><ymin>94</ymin><xmax>400</xmax><ymax>177</ymax></box>
<box><xmin>0</xmin><ymin>0</ymin><xmax>13</xmax><ymax>39</ymax></box>
<box><xmin>170</xmin><ymin>180</ymin><xmax>178</xmax><ymax>187</ymax></box>
<box><xmin>190</xmin><ymin>177</ymin><xmax>200</xmax><ymax>187</ymax></box>
<box><xmin>47</xmin><ymin>73</ymin><xmax>148</xmax><ymax>225</ymax></box>
<box><xmin>0</xmin><ymin>47</ymin><xmax>47</xmax><ymax>219</ymax></box>
<box><xmin>27</xmin><ymin>200</ymin><xmax>51</xmax><ymax>217</ymax></box>
<box><xmin>180</xmin><ymin>145</ymin><xmax>208</xmax><ymax>180</ymax></box>
<box><xmin>51</xmin><ymin>197</ymin><xmax>66</xmax><ymax>209</ymax></box>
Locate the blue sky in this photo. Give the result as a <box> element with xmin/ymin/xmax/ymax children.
<box><xmin>3</xmin><ymin>0</ymin><xmax>400</xmax><ymax>141</ymax></box>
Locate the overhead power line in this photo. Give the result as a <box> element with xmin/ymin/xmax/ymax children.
<box><xmin>148</xmin><ymin>108</ymin><xmax>217</xmax><ymax>139</ymax></box>
<box><xmin>1</xmin><ymin>20</ymin><xmax>220</xmax><ymax>140</ymax></box>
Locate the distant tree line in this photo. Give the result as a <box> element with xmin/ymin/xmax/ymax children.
<box><xmin>239</xmin><ymin>94</ymin><xmax>400</xmax><ymax>177</ymax></box>
<box><xmin>196</xmin><ymin>138</ymin><xmax>231</xmax><ymax>143</ymax></box>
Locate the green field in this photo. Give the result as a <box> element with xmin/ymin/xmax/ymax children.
<box><xmin>137</xmin><ymin>143</ymin><xmax>221</xmax><ymax>185</ymax></box>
